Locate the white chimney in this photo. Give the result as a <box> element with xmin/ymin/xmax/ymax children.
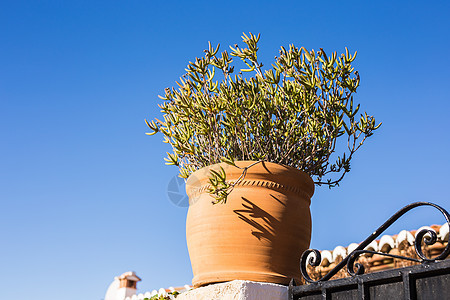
<box><xmin>105</xmin><ymin>271</ymin><xmax>141</xmax><ymax>300</ymax></box>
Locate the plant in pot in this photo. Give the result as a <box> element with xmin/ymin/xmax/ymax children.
<box><xmin>146</xmin><ymin>33</ymin><xmax>381</xmax><ymax>287</ymax></box>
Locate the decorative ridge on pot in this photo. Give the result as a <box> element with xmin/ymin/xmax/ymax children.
<box><xmin>186</xmin><ymin>161</ymin><xmax>314</xmax><ymax>205</ymax></box>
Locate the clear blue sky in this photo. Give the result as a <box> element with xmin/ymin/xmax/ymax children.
<box><xmin>1</xmin><ymin>1</ymin><xmax>449</xmax><ymax>299</ymax></box>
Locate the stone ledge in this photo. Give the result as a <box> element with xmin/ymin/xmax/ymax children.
<box><xmin>176</xmin><ymin>280</ymin><xmax>288</xmax><ymax>300</ymax></box>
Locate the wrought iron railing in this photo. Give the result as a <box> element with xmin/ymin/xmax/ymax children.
<box><xmin>290</xmin><ymin>259</ymin><xmax>450</xmax><ymax>300</ymax></box>
<box><xmin>299</xmin><ymin>202</ymin><xmax>449</xmax><ymax>283</ymax></box>
<box><xmin>290</xmin><ymin>202</ymin><xmax>450</xmax><ymax>300</ymax></box>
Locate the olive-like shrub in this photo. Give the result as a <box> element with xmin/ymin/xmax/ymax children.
<box><xmin>146</xmin><ymin>33</ymin><xmax>380</xmax><ymax>202</ymax></box>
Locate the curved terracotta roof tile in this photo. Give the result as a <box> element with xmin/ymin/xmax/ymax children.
<box><xmin>364</xmin><ymin>240</ymin><xmax>378</xmax><ymax>252</ymax></box>
<box><xmin>332</xmin><ymin>246</ymin><xmax>347</xmax><ymax>261</ymax></box>
<box><xmin>379</xmin><ymin>235</ymin><xmax>395</xmax><ymax>253</ymax></box>
<box><xmin>396</xmin><ymin>230</ymin><xmax>415</xmax><ymax>246</ymax></box>
<box><xmin>347</xmin><ymin>243</ymin><xmax>359</xmax><ymax>254</ymax></box>
<box><xmin>320</xmin><ymin>250</ymin><xmax>333</xmax><ymax>265</ymax></box>
<box><xmin>439</xmin><ymin>223</ymin><xmax>449</xmax><ymax>241</ymax></box>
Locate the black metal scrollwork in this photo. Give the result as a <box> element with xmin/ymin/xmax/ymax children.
<box><xmin>300</xmin><ymin>202</ymin><xmax>450</xmax><ymax>283</ymax></box>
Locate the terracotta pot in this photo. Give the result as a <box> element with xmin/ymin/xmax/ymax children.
<box><xmin>186</xmin><ymin>161</ymin><xmax>314</xmax><ymax>287</ymax></box>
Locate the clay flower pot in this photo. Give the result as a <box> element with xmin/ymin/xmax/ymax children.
<box><xmin>185</xmin><ymin>161</ymin><xmax>314</xmax><ymax>287</ymax></box>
